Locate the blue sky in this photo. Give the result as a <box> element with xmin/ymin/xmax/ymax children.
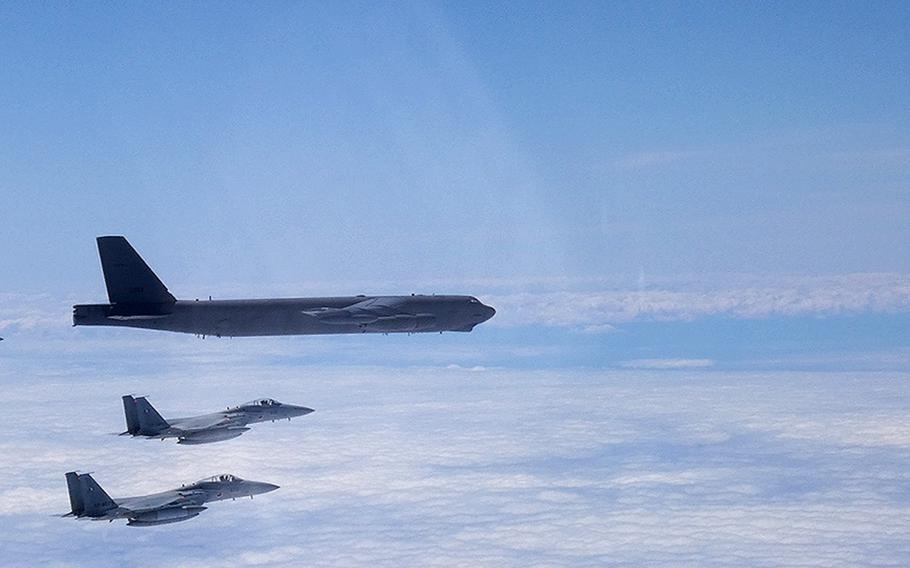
<box><xmin>1</xmin><ymin>2</ymin><xmax>910</xmax><ymax>566</ymax></box>
<box><xmin>2</xmin><ymin>1</ymin><xmax>909</xmax><ymax>287</ymax></box>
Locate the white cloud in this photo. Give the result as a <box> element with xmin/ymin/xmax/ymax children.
<box><xmin>0</xmin><ymin>293</ymin><xmax>70</xmax><ymax>333</ymax></box>
<box><xmin>575</xmin><ymin>323</ymin><xmax>617</xmax><ymax>335</ymax></box>
<box><xmin>1</xmin><ymin>365</ymin><xmax>910</xmax><ymax>566</ymax></box>
<box><xmin>485</xmin><ymin>273</ymin><xmax>910</xmax><ymax>328</ymax></box>
<box><xmin>621</xmin><ymin>358</ymin><xmax>715</xmax><ymax>369</ymax></box>
<box><xmin>237</xmin><ymin>546</ymin><xmax>309</xmax><ymax>566</ymax></box>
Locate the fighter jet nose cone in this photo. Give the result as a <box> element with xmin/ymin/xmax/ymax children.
<box><xmin>302</xmin><ymin>407</ymin><xmax>315</xmax><ymax>415</ymax></box>
<box><xmin>251</xmin><ymin>482</ymin><xmax>280</xmax><ymax>495</ymax></box>
<box><xmin>482</xmin><ymin>304</ymin><xmax>496</xmax><ymax>321</ymax></box>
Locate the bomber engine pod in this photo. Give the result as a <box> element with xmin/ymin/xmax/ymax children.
<box><xmin>360</xmin><ymin>314</ymin><xmax>436</xmax><ymax>332</ymax></box>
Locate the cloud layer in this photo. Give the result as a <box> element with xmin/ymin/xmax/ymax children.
<box><xmin>4</xmin><ymin>273</ymin><xmax>910</xmax><ymax>337</ymax></box>
<box><xmin>485</xmin><ymin>273</ymin><xmax>910</xmax><ymax>328</ymax></box>
<box><xmin>621</xmin><ymin>358</ymin><xmax>715</xmax><ymax>369</ymax></box>
<box><xmin>1</xmin><ymin>361</ymin><xmax>909</xmax><ymax>567</ymax></box>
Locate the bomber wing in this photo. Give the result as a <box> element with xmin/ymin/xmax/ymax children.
<box><xmin>301</xmin><ymin>297</ymin><xmax>436</xmax><ymax>331</ymax></box>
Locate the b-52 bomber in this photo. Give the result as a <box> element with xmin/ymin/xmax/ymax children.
<box><xmin>73</xmin><ymin>236</ymin><xmax>496</xmax><ymax>337</ymax></box>
<box><xmin>63</xmin><ymin>472</ymin><xmax>278</xmax><ymax>526</ymax></box>
<box><xmin>121</xmin><ymin>395</ymin><xmax>314</xmax><ymax>445</ymax></box>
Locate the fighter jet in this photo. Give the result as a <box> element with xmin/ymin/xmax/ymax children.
<box><xmin>121</xmin><ymin>395</ymin><xmax>314</xmax><ymax>445</ymax></box>
<box><xmin>72</xmin><ymin>236</ymin><xmax>496</xmax><ymax>337</ymax></box>
<box><xmin>62</xmin><ymin>472</ymin><xmax>278</xmax><ymax>526</ymax></box>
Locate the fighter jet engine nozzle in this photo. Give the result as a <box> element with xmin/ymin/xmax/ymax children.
<box><xmin>127</xmin><ymin>506</ymin><xmax>207</xmax><ymax>526</ymax></box>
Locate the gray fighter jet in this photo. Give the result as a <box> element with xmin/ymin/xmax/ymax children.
<box><xmin>62</xmin><ymin>472</ymin><xmax>278</xmax><ymax>526</ymax></box>
<box><xmin>121</xmin><ymin>395</ymin><xmax>314</xmax><ymax>445</ymax></box>
<box><xmin>72</xmin><ymin>236</ymin><xmax>496</xmax><ymax>337</ymax></box>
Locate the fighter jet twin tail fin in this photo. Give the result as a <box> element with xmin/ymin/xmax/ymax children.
<box><xmin>64</xmin><ymin>472</ymin><xmax>116</xmax><ymax>518</ymax></box>
<box><xmin>121</xmin><ymin>395</ymin><xmax>170</xmax><ymax>436</ymax></box>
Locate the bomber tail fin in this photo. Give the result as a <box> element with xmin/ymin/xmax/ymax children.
<box><xmin>134</xmin><ymin>397</ymin><xmax>170</xmax><ymax>435</ymax></box>
<box><xmin>122</xmin><ymin>395</ymin><xmax>140</xmax><ymax>435</ymax></box>
<box><xmin>96</xmin><ymin>236</ymin><xmax>176</xmax><ymax>306</ymax></box>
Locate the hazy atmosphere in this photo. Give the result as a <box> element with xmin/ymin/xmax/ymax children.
<box><xmin>2</xmin><ymin>2</ymin><xmax>909</xmax><ymax>566</ymax></box>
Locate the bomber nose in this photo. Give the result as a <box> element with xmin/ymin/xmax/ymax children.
<box><xmin>469</xmin><ymin>301</ymin><xmax>496</xmax><ymax>323</ymax></box>
<box><xmin>481</xmin><ymin>304</ymin><xmax>496</xmax><ymax>321</ymax></box>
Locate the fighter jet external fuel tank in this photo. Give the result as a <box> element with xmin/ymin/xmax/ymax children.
<box><xmin>73</xmin><ymin>236</ymin><xmax>496</xmax><ymax>337</ymax></box>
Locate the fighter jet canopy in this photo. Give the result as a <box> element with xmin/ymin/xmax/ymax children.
<box><xmin>228</xmin><ymin>398</ymin><xmax>280</xmax><ymax>410</ymax></box>
<box><xmin>202</xmin><ymin>473</ymin><xmax>240</xmax><ymax>483</ymax></box>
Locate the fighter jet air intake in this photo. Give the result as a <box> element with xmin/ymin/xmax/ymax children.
<box><xmin>62</xmin><ymin>472</ymin><xmax>279</xmax><ymax>526</ymax></box>
<box><xmin>121</xmin><ymin>396</ymin><xmax>314</xmax><ymax>445</ymax></box>
<box><xmin>73</xmin><ymin>236</ymin><xmax>496</xmax><ymax>337</ymax></box>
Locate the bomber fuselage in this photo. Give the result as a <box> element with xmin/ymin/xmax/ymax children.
<box><xmin>74</xmin><ymin>294</ymin><xmax>495</xmax><ymax>337</ymax></box>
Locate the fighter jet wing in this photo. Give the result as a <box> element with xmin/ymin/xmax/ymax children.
<box><xmin>117</xmin><ymin>490</ymin><xmax>206</xmax><ymax>514</ymax></box>
<box><xmin>167</xmin><ymin>413</ymin><xmax>237</xmax><ymax>432</ymax></box>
